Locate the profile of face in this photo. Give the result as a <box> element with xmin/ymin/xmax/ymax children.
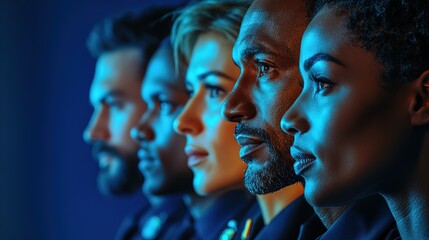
<box><xmin>131</xmin><ymin>42</ymin><xmax>194</xmax><ymax>196</ymax></box>
<box><xmin>281</xmin><ymin>7</ymin><xmax>415</xmax><ymax>206</ymax></box>
<box><xmin>83</xmin><ymin>47</ymin><xmax>145</xmax><ymax>196</ymax></box>
<box><xmin>221</xmin><ymin>0</ymin><xmax>308</xmax><ymax>195</ymax></box>
<box><xmin>174</xmin><ymin>32</ymin><xmax>246</xmax><ymax>196</ymax></box>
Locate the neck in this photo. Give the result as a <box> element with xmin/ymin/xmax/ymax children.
<box><xmin>257</xmin><ymin>183</ymin><xmax>303</xmax><ymax>224</ymax></box>
<box><xmin>146</xmin><ymin>194</ymin><xmax>165</xmax><ymax>206</ymax></box>
<box><xmin>182</xmin><ymin>193</ymin><xmax>218</xmax><ymax>220</ymax></box>
<box><xmin>383</xmin><ymin>131</ymin><xmax>429</xmax><ymax>239</ymax></box>
<box><xmin>313</xmin><ymin>206</ymin><xmax>347</xmax><ymax>228</ymax></box>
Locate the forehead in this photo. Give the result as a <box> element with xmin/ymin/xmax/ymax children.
<box><xmin>93</xmin><ymin>48</ymin><xmax>144</xmax><ymax>85</ymax></box>
<box><xmin>186</xmin><ymin>32</ymin><xmax>234</xmax><ymax>80</ymax></box>
<box><xmin>90</xmin><ymin>48</ymin><xmax>144</xmax><ymax>101</ymax></box>
<box><xmin>142</xmin><ymin>45</ymin><xmax>184</xmax><ymax>93</ymax></box>
<box><xmin>300</xmin><ymin>8</ymin><xmax>351</xmax><ymax>65</ymax></box>
<box><xmin>234</xmin><ymin>0</ymin><xmax>308</xmax><ymax>58</ymax></box>
<box><xmin>300</xmin><ymin>7</ymin><xmax>382</xmax><ymax>79</ymax></box>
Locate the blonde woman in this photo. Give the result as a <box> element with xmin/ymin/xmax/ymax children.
<box><xmin>172</xmin><ymin>1</ymin><xmax>260</xmax><ymax>239</ymax></box>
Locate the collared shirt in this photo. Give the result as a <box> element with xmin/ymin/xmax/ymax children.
<box><xmin>194</xmin><ymin>190</ymin><xmax>255</xmax><ymax>240</ymax></box>
<box><xmin>116</xmin><ymin>195</ymin><xmax>193</xmax><ymax>240</ymax></box>
<box><xmin>231</xmin><ymin>202</ymin><xmax>264</xmax><ymax>240</ymax></box>
<box><xmin>299</xmin><ymin>195</ymin><xmax>400</xmax><ymax>240</ymax></box>
<box><xmin>254</xmin><ymin>196</ymin><xmax>315</xmax><ymax>240</ymax></box>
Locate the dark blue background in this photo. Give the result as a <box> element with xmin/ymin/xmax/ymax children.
<box><xmin>1</xmin><ymin>0</ymin><xmax>185</xmax><ymax>239</ymax></box>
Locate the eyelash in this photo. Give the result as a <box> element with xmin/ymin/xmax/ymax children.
<box><xmin>158</xmin><ymin>98</ymin><xmax>175</xmax><ymax>114</ymax></box>
<box><xmin>204</xmin><ymin>84</ymin><xmax>225</xmax><ymax>98</ymax></box>
<box><xmin>256</xmin><ymin>61</ymin><xmax>274</xmax><ymax>78</ymax></box>
<box><xmin>310</xmin><ymin>74</ymin><xmax>336</xmax><ymax>94</ymax></box>
<box><xmin>105</xmin><ymin>99</ymin><xmax>123</xmax><ymax>109</ymax></box>
<box><xmin>186</xmin><ymin>88</ymin><xmax>194</xmax><ymax>97</ymax></box>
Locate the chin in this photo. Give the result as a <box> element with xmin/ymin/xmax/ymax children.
<box><xmin>304</xmin><ymin>180</ymin><xmax>352</xmax><ymax>207</ymax></box>
<box><xmin>193</xmin><ymin>180</ymin><xmax>210</xmax><ymax>196</ymax></box>
<box><xmin>143</xmin><ymin>181</ymin><xmax>166</xmax><ymax>196</ymax></box>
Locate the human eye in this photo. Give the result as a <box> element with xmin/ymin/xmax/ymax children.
<box><xmin>256</xmin><ymin>61</ymin><xmax>274</xmax><ymax>78</ymax></box>
<box><xmin>310</xmin><ymin>74</ymin><xmax>336</xmax><ymax>94</ymax></box>
<box><xmin>204</xmin><ymin>83</ymin><xmax>226</xmax><ymax>98</ymax></box>
<box><xmin>186</xmin><ymin>88</ymin><xmax>194</xmax><ymax>97</ymax></box>
<box><xmin>156</xmin><ymin>95</ymin><xmax>176</xmax><ymax>114</ymax></box>
<box><xmin>185</xmin><ymin>83</ymin><xmax>194</xmax><ymax>97</ymax></box>
<box><xmin>104</xmin><ymin>97</ymin><xmax>124</xmax><ymax>109</ymax></box>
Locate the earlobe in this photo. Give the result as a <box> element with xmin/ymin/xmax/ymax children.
<box><xmin>410</xmin><ymin>70</ymin><xmax>429</xmax><ymax>126</ymax></box>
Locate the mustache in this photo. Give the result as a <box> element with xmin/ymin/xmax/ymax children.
<box><xmin>234</xmin><ymin>123</ymin><xmax>272</xmax><ymax>143</ymax></box>
<box><xmin>92</xmin><ymin>141</ymin><xmax>120</xmax><ymax>159</ymax></box>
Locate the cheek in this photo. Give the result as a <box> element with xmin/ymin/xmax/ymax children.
<box><xmin>201</xmin><ymin>115</ymin><xmax>244</xmax><ymax>187</ymax></box>
<box><xmin>155</xmin><ymin>118</ymin><xmax>188</xmax><ymax>167</ymax></box>
<box><xmin>204</xmin><ymin>115</ymin><xmax>239</xmax><ymax>160</ymax></box>
<box><xmin>261</xmin><ymin>81</ymin><xmax>302</xmax><ymax>124</ymax></box>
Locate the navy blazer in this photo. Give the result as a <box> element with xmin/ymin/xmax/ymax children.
<box><xmin>253</xmin><ymin>195</ymin><xmax>316</xmax><ymax>240</ymax></box>
<box><xmin>299</xmin><ymin>195</ymin><xmax>400</xmax><ymax>240</ymax></box>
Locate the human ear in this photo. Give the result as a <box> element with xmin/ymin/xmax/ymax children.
<box><xmin>410</xmin><ymin>70</ymin><xmax>429</xmax><ymax>126</ymax></box>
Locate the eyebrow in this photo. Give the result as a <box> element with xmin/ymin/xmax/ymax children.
<box><xmin>197</xmin><ymin>71</ymin><xmax>236</xmax><ymax>81</ymax></box>
<box><xmin>303</xmin><ymin>53</ymin><xmax>347</xmax><ymax>71</ymax></box>
<box><xmin>242</xmin><ymin>45</ymin><xmax>264</xmax><ymax>59</ymax></box>
<box><xmin>100</xmin><ymin>90</ymin><xmax>127</xmax><ymax>102</ymax></box>
<box><xmin>241</xmin><ymin>44</ymin><xmax>282</xmax><ymax>60</ymax></box>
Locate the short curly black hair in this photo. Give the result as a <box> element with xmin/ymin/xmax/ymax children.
<box><xmin>315</xmin><ymin>0</ymin><xmax>429</xmax><ymax>85</ymax></box>
<box><xmin>87</xmin><ymin>7</ymin><xmax>175</xmax><ymax>60</ymax></box>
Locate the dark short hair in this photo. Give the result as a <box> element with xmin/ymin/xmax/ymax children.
<box><xmin>316</xmin><ymin>0</ymin><xmax>429</xmax><ymax>85</ymax></box>
<box><xmin>87</xmin><ymin>7</ymin><xmax>175</xmax><ymax>60</ymax></box>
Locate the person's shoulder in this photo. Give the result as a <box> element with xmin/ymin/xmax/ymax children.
<box><xmin>254</xmin><ymin>196</ymin><xmax>316</xmax><ymax>240</ymax></box>
<box><xmin>198</xmin><ymin>190</ymin><xmax>257</xmax><ymax>240</ymax></box>
<box><xmin>223</xmin><ymin>201</ymin><xmax>263</xmax><ymax>240</ymax></box>
<box><xmin>114</xmin><ymin>203</ymin><xmax>152</xmax><ymax>240</ymax></box>
<box><xmin>319</xmin><ymin>195</ymin><xmax>397</xmax><ymax>240</ymax></box>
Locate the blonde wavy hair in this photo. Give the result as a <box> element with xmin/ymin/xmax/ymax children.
<box><xmin>171</xmin><ymin>0</ymin><xmax>251</xmax><ymax>70</ymax></box>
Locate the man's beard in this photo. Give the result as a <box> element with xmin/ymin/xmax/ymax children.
<box><xmin>235</xmin><ymin>123</ymin><xmax>301</xmax><ymax>195</ymax></box>
<box><xmin>92</xmin><ymin>142</ymin><xmax>143</xmax><ymax>196</ymax></box>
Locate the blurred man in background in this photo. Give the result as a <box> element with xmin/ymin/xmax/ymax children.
<box><xmin>83</xmin><ymin>8</ymin><xmax>175</xmax><ymax>239</ymax></box>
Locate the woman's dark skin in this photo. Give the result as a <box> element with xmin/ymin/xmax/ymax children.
<box><xmin>282</xmin><ymin>5</ymin><xmax>429</xmax><ymax>239</ymax></box>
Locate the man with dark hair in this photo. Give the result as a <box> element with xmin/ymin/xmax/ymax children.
<box><xmin>83</xmin><ymin>8</ymin><xmax>191</xmax><ymax>239</ymax></box>
<box><xmin>221</xmin><ymin>0</ymin><xmax>322</xmax><ymax>239</ymax></box>
<box><xmin>84</xmin><ymin>8</ymin><xmax>172</xmax><ymax>197</ymax></box>
<box><xmin>222</xmin><ymin>0</ymin><xmax>398</xmax><ymax>239</ymax></box>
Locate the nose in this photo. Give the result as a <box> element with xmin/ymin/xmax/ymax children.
<box><xmin>130</xmin><ymin>115</ymin><xmax>155</xmax><ymax>143</ymax></box>
<box><xmin>221</xmin><ymin>79</ymin><xmax>256</xmax><ymax>122</ymax></box>
<box><xmin>280</xmin><ymin>97</ymin><xmax>309</xmax><ymax>136</ymax></box>
<box><xmin>83</xmin><ymin>109</ymin><xmax>110</xmax><ymax>143</ymax></box>
<box><xmin>173</xmin><ymin>97</ymin><xmax>203</xmax><ymax>136</ymax></box>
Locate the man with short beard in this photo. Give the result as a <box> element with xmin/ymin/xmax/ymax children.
<box><xmin>222</xmin><ymin>0</ymin><xmax>324</xmax><ymax>238</ymax></box>
<box><xmin>83</xmin><ymin>8</ymin><xmax>181</xmax><ymax>239</ymax></box>
<box><xmin>223</xmin><ymin>0</ymin><xmax>398</xmax><ymax>239</ymax></box>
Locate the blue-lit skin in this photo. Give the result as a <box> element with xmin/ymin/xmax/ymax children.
<box><xmin>173</xmin><ymin>32</ymin><xmax>246</xmax><ymax>196</ymax></box>
<box><xmin>131</xmin><ymin>43</ymin><xmax>194</xmax><ymax>195</ymax></box>
<box><xmin>281</xmin><ymin>7</ymin><xmax>421</xmax><ymax>208</ymax></box>
<box><xmin>83</xmin><ymin>47</ymin><xmax>145</xmax><ymax>196</ymax></box>
<box><xmin>221</xmin><ymin>0</ymin><xmax>306</xmax><ymax>196</ymax></box>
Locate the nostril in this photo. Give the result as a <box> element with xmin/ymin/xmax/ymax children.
<box><xmin>280</xmin><ymin>117</ymin><xmax>298</xmax><ymax>136</ymax></box>
<box><xmin>222</xmin><ymin>102</ymin><xmax>255</xmax><ymax>123</ymax></box>
<box><xmin>130</xmin><ymin>127</ymin><xmax>140</xmax><ymax>142</ymax></box>
<box><xmin>228</xmin><ymin>113</ymin><xmax>246</xmax><ymax>122</ymax></box>
<box><xmin>286</xmin><ymin>127</ymin><xmax>299</xmax><ymax>136</ymax></box>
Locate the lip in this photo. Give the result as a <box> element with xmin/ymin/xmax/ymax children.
<box><xmin>137</xmin><ymin>148</ymin><xmax>154</xmax><ymax>161</ymax></box>
<box><xmin>235</xmin><ymin>134</ymin><xmax>265</xmax><ymax>160</ymax></box>
<box><xmin>290</xmin><ymin>146</ymin><xmax>316</xmax><ymax>176</ymax></box>
<box><xmin>137</xmin><ymin>148</ymin><xmax>156</xmax><ymax>173</ymax></box>
<box><xmin>184</xmin><ymin>145</ymin><xmax>209</xmax><ymax>167</ymax></box>
<box><xmin>97</xmin><ymin>152</ymin><xmax>113</xmax><ymax>169</ymax></box>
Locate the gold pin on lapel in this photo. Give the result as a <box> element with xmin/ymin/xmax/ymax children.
<box><xmin>219</xmin><ymin>220</ymin><xmax>237</xmax><ymax>240</ymax></box>
<box><xmin>241</xmin><ymin>218</ymin><xmax>252</xmax><ymax>240</ymax></box>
